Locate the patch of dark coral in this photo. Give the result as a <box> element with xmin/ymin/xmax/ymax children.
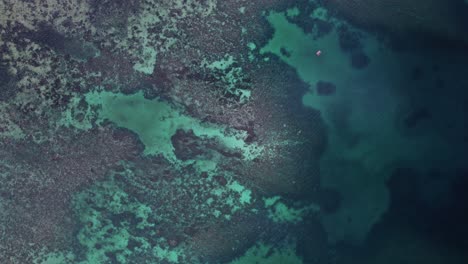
<box><xmin>337</xmin><ymin>25</ymin><xmax>363</xmax><ymax>52</ymax></box>
<box><xmin>0</xmin><ymin>64</ymin><xmax>17</xmax><ymax>101</ymax></box>
<box><xmin>280</xmin><ymin>47</ymin><xmax>292</xmax><ymax>57</ymax></box>
<box><xmin>110</xmin><ymin>211</ymin><xmax>141</xmax><ymax>227</ymax></box>
<box><xmin>316</xmin><ymin>80</ymin><xmax>336</xmax><ymax>95</ymax></box>
<box><xmin>171</xmin><ymin>128</ymin><xmax>244</xmax><ymax>162</ymax></box>
<box><xmin>395</xmin><ymin>104</ymin><xmax>433</xmax><ymax>136</ymax></box>
<box><xmin>283</xmin><ymin>0</ymin><xmax>324</xmax><ymax>35</ymax></box>
<box><xmin>313</xmin><ymin>19</ymin><xmax>334</xmax><ymax>38</ymax></box>
<box><xmin>336</xmin><ymin>26</ymin><xmax>372</xmax><ymax>70</ymax></box>
<box><xmin>30</xmin><ymin>23</ymin><xmax>67</xmax><ymax>51</ymax></box>
<box><xmin>350</xmin><ymin>51</ymin><xmax>370</xmax><ymax>69</ymax></box>
<box><xmin>144</xmin><ymin>65</ymin><xmax>174</xmax><ymax>98</ymax></box>
<box><xmin>171</xmin><ymin>129</ymin><xmax>206</xmax><ymax>161</ymax></box>
<box><xmin>27</xmin><ymin>23</ymin><xmax>96</xmax><ymax>60</ymax></box>
<box><xmin>403</xmin><ymin>108</ymin><xmax>431</xmax><ymax>128</ymax></box>
<box><xmin>235</xmin><ymin>121</ymin><xmax>257</xmax><ymax>144</ymax></box>
<box><xmin>213</xmin><ymin>175</ymin><xmax>228</xmax><ymax>186</ymax></box>
<box><xmin>88</xmin><ymin>0</ymin><xmax>140</xmax><ymax>38</ymax></box>
<box><xmin>0</xmin><ymin>63</ymin><xmax>11</xmax><ymax>84</ymax></box>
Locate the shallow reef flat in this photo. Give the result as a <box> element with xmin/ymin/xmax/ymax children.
<box><xmin>1</xmin><ymin>0</ymin><xmax>468</xmax><ymax>264</ymax></box>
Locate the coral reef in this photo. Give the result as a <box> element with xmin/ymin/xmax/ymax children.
<box><xmin>0</xmin><ymin>0</ymin><xmax>328</xmax><ymax>263</ymax></box>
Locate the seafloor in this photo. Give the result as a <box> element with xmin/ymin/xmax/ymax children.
<box><xmin>1</xmin><ymin>0</ymin><xmax>468</xmax><ymax>263</ymax></box>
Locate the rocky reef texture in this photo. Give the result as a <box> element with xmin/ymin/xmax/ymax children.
<box><xmin>3</xmin><ymin>0</ymin><xmax>467</xmax><ymax>263</ymax></box>
<box><xmin>0</xmin><ymin>126</ymin><xmax>141</xmax><ymax>263</ymax></box>
<box><xmin>0</xmin><ymin>0</ymin><xmax>329</xmax><ymax>263</ymax></box>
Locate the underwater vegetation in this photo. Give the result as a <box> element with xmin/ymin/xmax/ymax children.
<box><xmin>1</xmin><ymin>0</ymin><xmax>468</xmax><ymax>263</ymax></box>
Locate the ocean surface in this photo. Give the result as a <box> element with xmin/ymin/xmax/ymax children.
<box><xmin>1</xmin><ymin>0</ymin><xmax>468</xmax><ymax>263</ymax></box>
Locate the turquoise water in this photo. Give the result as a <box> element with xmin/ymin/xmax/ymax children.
<box><xmin>1</xmin><ymin>0</ymin><xmax>468</xmax><ymax>263</ymax></box>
